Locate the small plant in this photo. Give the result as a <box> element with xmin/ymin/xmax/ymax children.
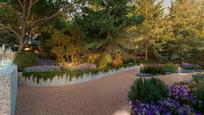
<box><xmin>193</xmin><ymin>81</ymin><xmax>204</xmax><ymax>102</ymax></box>
<box><xmin>140</xmin><ymin>64</ymin><xmax>166</xmax><ymax>75</ymax></box>
<box><xmin>14</xmin><ymin>51</ymin><xmax>39</xmax><ymax>71</ymax></box>
<box><xmin>164</xmin><ymin>64</ymin><xmax>178</xmax><ymax>73</ymax></box>
<box><xmin>192</xmin><ymin>73</ymin><xmax>204</xmax><ymax>84</ymax></box>
<box><xmin>98</xmin><ymin>54</ymin><xmax>112</xmax><ymax>69</ymax></box>
<box><xmin>193</xmin><ymin>81</ymin><xmax>204</xmax><ymax>113</ymax></box>
<box><xmin>128</xmin><ymin>78</ymin><xmax>169</xmax><ymax>103</ymax></box>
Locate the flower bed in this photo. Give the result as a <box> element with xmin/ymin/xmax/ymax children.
<box><xmin>128</xmin><ymin>77</ymin><xmax>204</xmax><ymax>115</ymax></box>
<box><xmin>20</xmin><ymin>66</ymin><xmax>138</xmax><ymax>87</ymax></box>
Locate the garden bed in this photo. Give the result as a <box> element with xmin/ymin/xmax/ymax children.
<box><xmin>128</xmin><ymin>74</ymin><xmax>204</xmax><ymax>115</ymax></box>
<box><xmin>18</xmin><ymin>66</ymin><xmax>138</xmax><ymax>87</ymax></box>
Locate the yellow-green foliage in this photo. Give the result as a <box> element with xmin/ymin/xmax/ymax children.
<box><xmin>112</xmin><ymin>54</ymin><xmax>123</xmax><ymax>67</ymax></box>
<box><xmin>98</xmin><ymin>54</ymin><xmax>113</xmax><ymax>69</ymax></box>
<box><xmin>46</xmin><ymin>29</ymin><xmax>85</xmax><ymax>64</ymax></box>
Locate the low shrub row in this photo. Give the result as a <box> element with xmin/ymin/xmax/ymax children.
<box><xmin>140</xmin><ymin>64</ymin><xmax>178</xmax><ymax>75</ymax></box>
<box><xmin>22</xmin><ymin>65</ymin><xmax>132</xmax><ymax>83</ymax></box>
<box><xmin>128</xmin><ymin>77</ymin><xmax>204</xmax><ymax>114</ymax></box>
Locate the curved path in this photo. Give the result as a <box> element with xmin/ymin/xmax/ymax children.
<box><xmin>16</xmin><ymin>68</ymin><xmax>193</xmax><ymax>115</ymax></box>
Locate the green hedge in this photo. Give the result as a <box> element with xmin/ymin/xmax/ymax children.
<box><xmin>140</xmin><ymin>64</ymin><xmax>178</xmax><ymax>75</ymax></box>
<box><xmin>14</xmin><ymin>51</ymin><xmax>39</xmax><ymax>71</ymax></box>
<box><xmin>22</xmin><ymin>66</ymin><xmax>129</xmax><ymax>83</ymax></box>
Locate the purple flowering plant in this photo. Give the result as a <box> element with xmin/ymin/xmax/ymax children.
<box><xmin>129</xmin><ymin>80</ymin><xmax>204</xmax><ymax>115</ymax></box>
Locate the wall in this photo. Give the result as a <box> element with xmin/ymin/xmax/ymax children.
<box><xmin>0</xmin><ymin>64</ymin><xmax>17</xmax><ymax>115</ymax></box>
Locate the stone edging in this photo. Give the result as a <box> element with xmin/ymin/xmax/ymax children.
<box><xmin>18</xmin><ymin>66</ymin><xmax>139</xmax><ymax>87</ymax></box>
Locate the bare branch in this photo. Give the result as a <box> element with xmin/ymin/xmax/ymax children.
<box><xmin>17</xmin><ymin>0</ymin><xmax>23</xmax><ymax>9</ymax></box>
<box><xmin>33</xmin><ymin>11</ymin><xmax>61</xmax><ymax>25</ymax></box>
<box><xmin>32</xmin><ymin>0</ymin><xmax>39</xmax><ymax>6</ymax></box>
<box><xmin>0</xmin><ymin>24</ymin><xmax>20</xmax><ymax>40</ymax></box>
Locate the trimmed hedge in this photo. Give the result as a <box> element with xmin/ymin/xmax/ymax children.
<box><xmin>14</xmin><ymin>51</ymin><xmax>39</xmax><ymax>71</ymax></box>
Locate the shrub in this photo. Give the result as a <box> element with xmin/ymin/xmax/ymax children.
<box><xmin>140</xmin><ymin>64</ymin><xmax>178</xmax><ymax>75</ymax></box>
<box><xmin>14</xmin><ymin>51</ymin><xmax>39</xmax><ymax>71</ymax></box>
<box><xmin>193</xmin><ymin>81</ymin><xmax>204</xmax><ymax>102</ymax></box>
<box><xmin>164</xmin><ymin>64</ymin><xmax>178</xmax><ymax>73</ymax></box>
<box><xmin>128</xmin><ymin>78</ymin><xmax>169</xmax><ymax>103</ymax></box>
<box><xmin>181</xmin><ymin>64</ymin><xmax>201</xmax><ymax>70</ymax></box>
<box><xmin>192</xmin><ymin>73</ymin><xmax>204</xmax><ymax>84</ymax></box>
<box><xmin>140</xmin><ymin>64</ymin><xmax>166</xmax><ymax>75</ymax></box>
<box><xmin>98</xmin><ymin>54</ymin><xmax>112</xmax><ymax>69</ymax></box>
<box><xmin>112</xmin><ymin>54</ymin><xmax>123</xmax><ymax>67</ymax></box>
<box><xmin>193</xmin><ymin>81</ymin><xmax>204</xmax><ymax>113</ymax></box>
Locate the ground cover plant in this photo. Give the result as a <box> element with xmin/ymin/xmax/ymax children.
<box><xmin>128</xmin><ymin>77</ymin><xmax>204</xmax><ymax>115</ymax></box>
<box><xmin>140</xmin><ymin>64</ymin><xmax>178</xmax><ymax>75</ymax></box>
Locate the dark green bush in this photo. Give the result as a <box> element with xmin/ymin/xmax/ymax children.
<box><xmin>140</xmin><ymin>65</ymin><xmax>166</xmax><ymax>75</ymax></box>
<box><xmin>193</xmin><ymin>81</ymin><xmax>204</xmax><ymax>113</ymax></box>
<box><xmin>192</xmin><ymin>73</ymin><xmax>204</xmax><ymax>84</ymax></box>
<box><xmin>193</xmin><ymin>81</ymin><xmax>204</xmax><ymax>101</ymax></box>
<box><xmin>140</xmin><ymin>64</ymin><xmax>178</xmax><ymax>75</ymax></box>
<box><xmin>14</xmin><ymin>51</ymin><xmax>39</xmax><ymax>71</ymax></box>
<box><xmin>164</xmin><ymin>64</ymin><xmax>178</xmax><ymax>73</ymax></box>
<box><xmin>128</xmin><ymin>78</ymin><xmax>169</xmax><ymax>103</ymax></box>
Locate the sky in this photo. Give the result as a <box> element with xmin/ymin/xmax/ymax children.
<box><xmin>163</xmin><ymin>0</ymin><xmax>172</xmax><ymax>13</ymax></box>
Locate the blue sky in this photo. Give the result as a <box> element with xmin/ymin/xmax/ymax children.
<box><xmin>163</xmin><ymin>0</ymin><xmax>172</xmax><ymax>13</ymax></box>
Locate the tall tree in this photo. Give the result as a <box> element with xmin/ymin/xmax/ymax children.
<box><xmin>74</xmin><ymin>0</ymin><xmax>144</xmax><ymax>53</ymax></box>
<box><xmin>161</xmin><ymin>0</ymin><xmax>204</xmax><ymax>63</ymax></box>
<box><xmin>132</xmin><ymin>0</ymin><xmax>164</xmax><ymax>60</ymax></box>
<box><xmin>0</xmin><ymin>0</ymin><xmax>76</xmax><ymax>51</ymax></box>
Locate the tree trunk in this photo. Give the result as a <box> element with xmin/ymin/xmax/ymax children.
<box><xmin>145</xmin><ymin>44</ymin><xmax>148</xmax><ymax>61</ymax></box>
<box><xmin>18</xmin><ymin>38</ymin><xmax>24</xmax><ymax>51</ymax></box>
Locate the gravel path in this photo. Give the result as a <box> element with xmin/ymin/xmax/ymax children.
<box><xmin>16</xmin><ymin>68</ymin><xmax>193</xmax><ymax>115</ymax></box>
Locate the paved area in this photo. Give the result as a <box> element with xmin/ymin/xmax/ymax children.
<box><xmin>16</xmin><ymin>69</ymin><xmax>193</xmax><ymax>115</ymax></box>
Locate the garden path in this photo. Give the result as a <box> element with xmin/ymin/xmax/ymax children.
<box><xmin>16</xmin><ymin>68</ymin><xmax>193</xmax><ymax>115</ymax></box>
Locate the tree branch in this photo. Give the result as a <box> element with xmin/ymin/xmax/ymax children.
<box><xmin>32</xmin><ymin>11</ymin><xmax>60</xmax><ymax>25</ymax></box>
<box><xmin>32</xmin><ymin>0</ymin><xmax>39</xmax><ymax>6</ymax></box>
<box><xmin>0</xmin><ymin>24</ymin><xmax>20</xmax><ymax>40</ymax></box>
<box><xmin>17</xmin><ymin>0</ymin><xmax>23</xmax><ymax>10</ymax></box>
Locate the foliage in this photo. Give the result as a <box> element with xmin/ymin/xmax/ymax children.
<box><xmin>140</xmin><ymin>64</ymin><xmax>165</xmax><ymax>75</ymax></box>
<box><xmin>193</xmin><ymin>81</ymin><xmax>204</xmax><ymax>113</ymax></box>
<box><xmin>131</xmin><ymin>98</ymin><xmax>196</xmax><ymax>115</ymax></box>
<box><xmin>129</xmin><ymin>80</ymin><xmax>204</xmax><ymax>114</ymax></box>
<box><xmin>46</xmin><ymin>29</ymin><xmax>85</xmax><ymax>64</ymax></box>
<box><xmin>74</xmin><ymin>0</ymin><xmax>144</xmax><ymax>53</ymax></box>
<box><xmin>156</xmin><ymin>0</ymin><xmax>204</xmax><ymax>63</ymax></box>
<box><xmin>132</xmin><ymin>0</ymin><xmax>164</xmax><ymax>60</ymax></box>
<box><xmin>112</xmin><ymin>54</ymin><xmax>123</xmax><ymax>67</ymax></box>
<box><xmin>192</xmin><ymin>73</ymin><xmax>204</xmax><ymax>84</ymax></box>
<box><xmin>22</xmin><ymin>65</ymin><xmax>126</xmax><ymax>83</ymax></box>
<box><xmin>169</xmin><ymin>83</ymin><xmax>196</xmax><ymax>104</ymax></box>
<box><xmin>128</xmin><ymin>78</ymin><xmax>169</xmax><ymax>103</ymax></box>
<box><xmin>85</xmin><ymin>53</ymin><xmax>100</xmax><ymax>64</ymax></box>
<box><xmin>14</xmin><ymin>51</ymin><xmax>39</xmax><ymax>71</ymax></box>
<box><xmin>140</xmin><ymin>64</ymin><xmax>178</xmax><ymax>75</ymax></box>
<box><xmin>164</xmin><ymin>64</ymin><xmax>178</xmax><ymax>73</ymax></box>
<box><xmin>98</xmin><ymin>53</ymin><xmax>112</xmax><ymax>69</ymax></box>
<box><xmin>0</xmin><ymin>0</ymin><xmax>71</xmax><ymax>51</ymax></box>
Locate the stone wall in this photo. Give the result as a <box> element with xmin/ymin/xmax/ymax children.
<box><xmin>0</xmin><ymin>64</ymin><xmax>17</xmax><ymax>115</ymax></box>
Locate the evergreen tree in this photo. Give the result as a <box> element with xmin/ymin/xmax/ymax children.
<box><xmin>74</xmin><ymin>0</ymin><xmax>144</xmax><ymax>53</ymax></box>
<box><xmin>160</xmin><ymin>0</ymin><xmax>204</xmax><ymax>63</ymax></box>
<box><xmin>132</xmin><ymin>0</ymin><xmax>164</xmax><ymax>60</ymax></box>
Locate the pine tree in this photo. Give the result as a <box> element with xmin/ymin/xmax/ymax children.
<box><xmin>132</xmin><ymin>0</ymin><xmax>164</xmax><ymax>60</ymax></box>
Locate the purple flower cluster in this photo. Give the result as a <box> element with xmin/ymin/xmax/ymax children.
<box><xmin>169</xmin><ymin>84</ymin><xmax>196</xmax><ymax>103</ymax></box>
<box><xmin>24</xmin><ymin>65</ymin><xmax>61</xmax><ymax>72</ymax></box>
<box><xmin>130</xmin><ymin>99</ymin><xmax>196</xmax><ymax>115</ymax></box>
<box><xmin>36</xmin><ymin>60</ymin><xmax>57</xmax><ymax>66</ymax></box>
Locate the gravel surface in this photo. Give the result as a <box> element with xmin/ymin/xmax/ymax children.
<box><xmin>16</xmin><ymin>69</ymin><xmax>193</xmax><ymax>115</ymax></box>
